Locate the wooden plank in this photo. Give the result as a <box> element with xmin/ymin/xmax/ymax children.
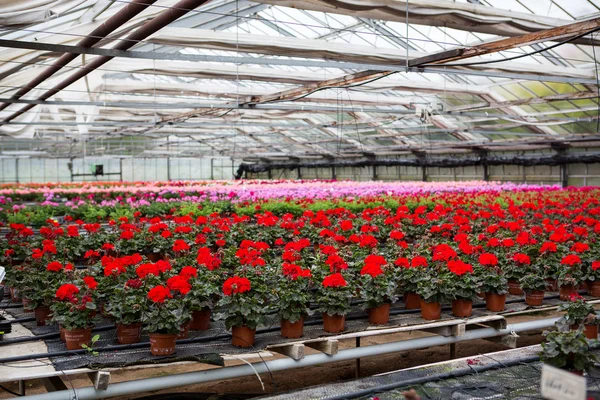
<box><xmin>421</xmin><ymin>322</ymin><xmax>465</xmax><ymax>337</ymax></box>
<box><xmin>88</xmin><ymin>371</ymin><xmax>111</xmax><ymax>391</ymax></box>
<box><xmin>466</xmin><ymin>315</ymin><xmax>507</xmax><ymax>330</ymax></box>
<box><xmin>268</xmin><ymin>343</ymin><xmax>305</xmax><ymax>360</ymax></box>
<box><xmin>305</xmin><ymin>339</ymin><xmax>338</xmax><ymax>355</ymax></box>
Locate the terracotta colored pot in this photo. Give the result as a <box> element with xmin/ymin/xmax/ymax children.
<box><xmin>231</xmin><ymin>325</ymin><xmax>256</xmax><ymax>347</ymax></box>
<box><xmin>149</xmin><ymin>333</ymin><xmax>177</xmax><ymax>356</ymax></box>
<box><xmin>485</xmin><ymin>293</ymin><xmax>507</xmax><ymax>312</ymax></box>
<box><xmin>588</xmin><ymin>281</ymin><xmax>600</xmax><ymax>297</ymax></box>
<box><xmin>146</xmin><ymin>252</ymin><xmax>164</xmax><ymax>263</ymax></box>
<box><xmin>116</xmin><ymin>323</ymin><xmax>142</xmax><ymax>344</ymax></box>
<box><xmin>451</xmin><ymin>299</ymin><xmax>472</xmax><ymax>318</ymax></box>
<box><xmin>34</xmin><ymin>306</ymin><xmax>51</xmax><ymax>326</ymax></box>
<box><xmin>559</xmin><ymin>284</ymin><xmax>577</xmax><ymax>301</ymax></box>
<box><xmin>525</xmin><ymin>290</ymin><xmax>544</xmax><ymax>306</ymax></box>
<box><xmin>420</xmin><ymin>300</ymin><xmax>442</xmax><ymax>320</ymax></box>
<box><xmin>177</xmin><ymin>321</ymin><xmax>191</xmax><ymax>339</ymax></box>
<box><xmin>281</xmin><ymin>317</ymin><xmax>305</xmax><ymax>338</ymax></box>
<box><xmin>9</xmin><ymin>287</ymin><xmax>21</xmax><ymax>302</ymax></box>
<box><xmin>404</xmin><ymin>292</ymin><xmax>421</xmax><ymax>310</ymax></box>
<box><xmin>64</xmin><ymin>327</ymin><xmax>93</xmax><ymax>350</ymax></box>
<box><xmin>507</xmin><ymin>279</ymin><xmax>523</xmax><ymax>296</ymax></box>
<box><xmin>545</xmin><ymin>278</ymin><xmax>558</xmax><ymax>292</ymax></box>
<box><xmin>22</xmin><ymin>297</ymin><xmax>34</xmax><ymax>313</ymax></box>
<box><xmin>59</xmin><ymin>324</ymin><xmax>66</xmax><ymax>342</ymax></box>
<box><xmin>570</xmin><ymin>323</ymin><xmax>598</xmax><ymax>340</ymax></box>
<box><xmin>190</xmin><ymin>309</ymin><xmax>211</xmax><ymax>330</ymax></box>
<box><xmin>368</xmin><ymin>303</ymin><xmax>390</xmax><ymax>325</ymax></box>
<box><xmin>322</xmin><ymin>313</ymin><xmax>346</xmax><ymax>333</ymax></box>
<box><xmin>570</xmin><ymin>370</ymin><xmax>584</xmax><ymax>376</ymax></box>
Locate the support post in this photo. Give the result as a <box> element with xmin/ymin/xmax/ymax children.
<box><xmin>41</xmin><ymin>377</ymin><xmax>67</xmax><ymax>392</ymax></box>
<box><xmin>119</xmin><ymin>158</ymin><xmax>123</xmax><ymax>182</ymax></box>
<box><xmin>297</xmin><ymin>167</ymin><xmax>301</xmax><ymax>179</ymax></box>
<box><xmin>483</xmin><ymin>164</ymin><xmax>489</xmax><ymax>181</ymax></box>
<box><xmin>450</xmin><ymin>343</ymin><xmax>456</xmax><ymax>359</ymax></box>
<box><xmin>210</xmin><ymin>158</ymin><xmax>214</xmax><ymax>180</ymax></box>
<box><xmin>421</xmin><ymin>166</ymin><xmax>427</xmax><ymax>182</ymax></box>
<box><xmin>560</xmin><ymin>163</ymin><xmax>568</xmax><ymax>188</ymax></box>
<box><xmin>18</xmin><ymin>380</ymin><xmax>25</xmax><ymax>396</ymax></box>
<box><xmin>167</xmin><ymin>157</ymin><xmax>171</xmax><ymax>181</ymax></box>
<box><xmin>331</xmin><ymin>165</ymin><xmax>336</xmax><ymax>180</ymax></box>
<box><xmin>15</xmin><ymin>158</ymin><xmax>19</xmax><ymax>183</ymax></box>
<box><xmin>372</xmin><ymin>165</ymin><xmax>377</xmax><ymax>181</ymax></box>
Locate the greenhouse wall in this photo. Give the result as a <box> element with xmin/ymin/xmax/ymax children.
<box><xmin>0</xmin><ymin>157</ymin><xmax>239</xmax><ymax>183</ymax></box>
<box><xmin>246</xmin><ymin>148</ymin><xmax>600</xmax><ymax>186</ymax></box>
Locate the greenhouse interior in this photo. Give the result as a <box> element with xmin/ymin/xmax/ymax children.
<box><xmin>2</xmin><ymin>0</ymin><xmax>600</xmax><ymax>399</ymax></box>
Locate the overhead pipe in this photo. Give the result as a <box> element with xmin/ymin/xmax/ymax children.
<box><xmin>16</xmin><ymin>317</ymin><xmax>560</xmax><ymax>400</ymax></box>
<box><xmin>1</xmin><ymin>0</ymin><xmax>211</xmax><ymax>124</ymax></box>
<box><xmin>0</xmin><ymin>0</ymin><xmax>159</xmax><ymax>113</ymax></box>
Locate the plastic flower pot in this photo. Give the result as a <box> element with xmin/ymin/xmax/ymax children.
<box><xmin>588</xmin><ymin>281</ymin><xmax>600</xmax><ymax>297</ymax></box>
<box><xmin>570</xmin><ymin>323</ymin><xmax>599</xmax><ymax>340</ymax></box>
<box><xmin>368</xmin><ymin>303</ymin><xmax>390</xmax><ymax>325</ymax></box>
<box><xmin>281</xmin><ymin>317</ymin><xmax>305</xmax><ymax>338</ymax></box>
<box><xmin>146</xmin><ymin>252</ymin><xmax>164</xmax><ymax>263</ymax></box>
<box><xmin>177</xmin><ymin>321</ymin><xmax>191</xmax><ymax>339</ymax></box>
<box><xmin>545</xmin><ymin>278</ymin><xmax>558</xmax><ymax>292</ymax></box>
<box><xmin>507</xmin><ymin>279</ymin><xmax>523</xmax><ymax>296</ymax></box>
<box><xmin>59</xmin><ymin>324</ymin><xmax>66</xmax><ymax>342</ymax></box>
<box><xmin>322</xmin><ymin>313</ymin><xmax>346</xmax><ymax>333</ymax></box>
<box><xmin>64</xmin><ymin>327</ymin><xmax>93</xmax><ymax>350</ymax></box>
<box><xmin>22</xmin><ymin>297</ymin><xmax>34</xmax><ymax>313</ymax></box>
<box><xmin>116</xmin><ymin>323</ymin><xmax>142</xmax><ymax>344</ymax></box>
<box><xmin>451</xmin><ymin>299</ymin><xmax>472</xmax><ymax>318</ymax></box>
<box><xmin>190</xmin><ymin>309</ymin><xmax>211</xmax><ymax>331</ymax></box>
<box><xmin>559</xmin><ymin>284</ymin><xmax>577</xmax><ymax>301</ymax></box>
<box><xmin>9</xmin><ymin>287</ymin><xmax>21</xmax><ymax>302</ymax></box>
<box><xmin>149</xmin><ymin>333</ymin><xmax>177</xmax><ymax>356</ymax></box>
<box><xmin>420</xmin><ymin>300</ymin><xmax>442</xmax><ymax>320</ymax></box>
<box><xmin>231</xmin><ymin>325</ymin><xmax>256</xmax><ymax>347</ymax></box>
<box><xmin>525</xmin><ymin>290</ymin><xmax>544</xmax><ymax>306</ymax></box>
<box><xmin>485</xmin><ymin>293</ymin><xmax>506</xmax><ymax>312</ymax></box>
<box><xmin>404</xmin><ymin>292</ymin><xmax>421</xmax><ymax>310</ymax></box>
<box><xmin>34</xmin><ymin>306</ymin><xmax>51</xmax><ymax>326</ymax></box>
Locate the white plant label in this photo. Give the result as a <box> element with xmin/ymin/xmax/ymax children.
<box><xmin>540</xmin><ymin>364</ymin><xmax>586</xmax><ymax>400</ymax></box>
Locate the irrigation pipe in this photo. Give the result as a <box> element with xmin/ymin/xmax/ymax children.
<box><xmin>15</xmin><ymin>316</ymin><xmax>560</xmax><ymax>400</ymax></box>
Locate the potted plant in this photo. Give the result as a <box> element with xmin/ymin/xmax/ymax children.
<box><xmin>215</xmin><ymin>276</ymin><xmax>267</xmax><ymax>347</ymax></box>
<box><xmin>505</xmin><ymin>253</ymin><xmax>531</xmax><ymax>295</ymax></box>
<box><xmin>480</xmin><ymin>267</ymin><xmax>508</xmax><ymax>312</ymax></box>
<box><xmin>519</xmin><ymin>273</ymin><xmax>546</xmax><ymax>306</ymax></box>
<box><xmin>25</xmin><ymin>261</ymin><xmax>73</xmax><ymax>326</ymax></box>
<box><xmin>51</xmin><ymin>282</ymin><xmax>97</xmax><ymax>350</ymax></box>
<box><xmin>557</xmin><ymin>255</ymin><xmax>585</xmax><ymax>300</ymax></box>
<box><xmin>359</xmin><ymin>256</ymin><xmax>397</xmax><ymax>325</ymax></box>
<box><xmin>395</xmin><ymin>256</ymin><xmax>427</xmax><ymax>310</ymax></box>
<box><xmin>105</xmin><ymin>278</ymin><xmax>145</xmax><ymax>344</ymax></box>
<box><xmin>540</xmin><ymin>329</ymin><xmax>597</xmax><ymax>375</ymax></box>
<box><xmin>145</xmin><ymin>285</ymin><xmax>191</xmax><ymax>355</ymax></box>
<box><xmin>273</xmin><ymin>262</ymin><xmax>313</xmax><ymax>338</ymax></box>
<box><xmin>444</xmin><ymin>259</ymin><xmax>479</xmax><ymax>318</ymax></box>
<box><xmin>316</xmin><ymin>273</ymin><xmax>352</xmax><ymax>333</ymax></box>
<box><xmin>586</xmin><ymin>261</ymin><xmax>600</xmax><ymax>297</ymax></box>
<box><xmin>183</xmin><ymin>266</ymin><xmax>221</xmax><ymax>331</ymax></box>
<box><xmin>416</xmin><ymin>270</ymin><xmax>448</xmax><ymax>320</ymax></box>
<box><xmin>558</xmin><ymin>294</ymin><xmax>598</xmax><ymax>340</ymax></box>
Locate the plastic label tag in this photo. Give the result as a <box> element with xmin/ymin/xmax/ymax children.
<box><xmin>541</xmin><ymin>364</ymin><xmax>586</xmax><ymax>400</ymax></box>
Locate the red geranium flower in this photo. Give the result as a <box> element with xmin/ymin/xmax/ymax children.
<box><xmin>571</xmin><ymin>242</ymin><xmax>590</xmax><ymax>253</ymax></box>
<box><xmin>56</xmin><ymin>284</ymin><xmax>79</xmax><ymax>301</ymax></box>
<box><xmin>448</xmin><ymin>259</ymin><xmax>473</xmax><ymax>276</ymax></box>
<box><xmin>147</xmin><ymin>285</ymin><xmax>172</xmax><ymax>303</ymax></box>
<box><xmin>136</xmin><ymin>263</ymin><xmax>160</xmax><ymax>279</ymax></box>
<box><xmin>223</xmin><ymin>276</ymin><xmax>251</xmax><ymax>296</ymax></box>
<box><xmin>561</xmin><ymin>254</ymin><xmax>582</xmax><ymax>266</ymax></box>
<box><xmin>479</xmin><ymin>253</ymin><xmax>498</xmax><ymax>267</ymax></box>
<box><xmin>166</xmin><ymin>275</ymin><xmax>191</xmax><ymax>295</ymax></box>
<box><xmin>120</xmin><ymin>230</ymin><xmax>134</xmax><ymax>240</ymax></box>
<box><xmin>512</xmin><ymin>253</ymin><xmax>531</xmax><ymax>265</ymax></box>
<box><xmin>46</xmin><ymin>261</ymin><xmax>62</xmax><ymax>272</ymax></box>
<box><xmin>322</xmin><ymin>273</ymin><xmax>347</xmax><ymax>288</ymax></box>
<box><xmin>411</xmin><ymin>256</ymin><xmax>428</xmax><ymax>268</ymax></box>
<box><xmin>360</xmin><ymin>263</ymin><xmax>384</xmax><ymax>278</ymax></box>
<box><xmin>83</xmin><ymin>276</ymin><xmax>98</xmax><ymax>290</ymax></box>
<box><xmin>172</xmin><ymin>239</ymin><xmax>190</xmax><ymax>252</ymax></box>
<box><xmin>180</xmin><ymin>266</ymin><xmax>198</xmax><ymax>278</ymax></box>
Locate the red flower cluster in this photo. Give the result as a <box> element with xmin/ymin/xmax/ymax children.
<box><xmin>56</xmin><ymin>283</ymin><xmax>79</xmax><ymax>301</ymax></box>
<box><xmin>172</xmin><ymin>239</ymin><xmax>190</xmax><ymax>252</ymax></box>
<box><xmin>223</xmin><ymin>276</ymin><xmax>251</xmax><ymax>296</ymax></box>
<box><xmin>479</xmin><ymin>253</ymin><xmax>498</xmax><ymax>267</ymax></box>
<box><xmin>322</xmin><ymin>273</ymin><xmax>347</xmax><ymax>288</ymax></box>
<box><xmin>448</xmin><ymin>259</ymin><xmax>473</xmax><ymax>276</ymax></box>
<box><xmin>166</xmin><ymin>275</ymin><xmax>191</xmax><ymax>295</ymax></box>
<box><xmin>147</xmin><ymin>285</ymin><xmax>172</xmax><ymax>303</ymax></box>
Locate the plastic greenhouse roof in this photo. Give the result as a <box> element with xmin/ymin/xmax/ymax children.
<box><xmin>0</xmin><ymin>0</ymin><xmax>600</xmax><ymax>160</ymax></box>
